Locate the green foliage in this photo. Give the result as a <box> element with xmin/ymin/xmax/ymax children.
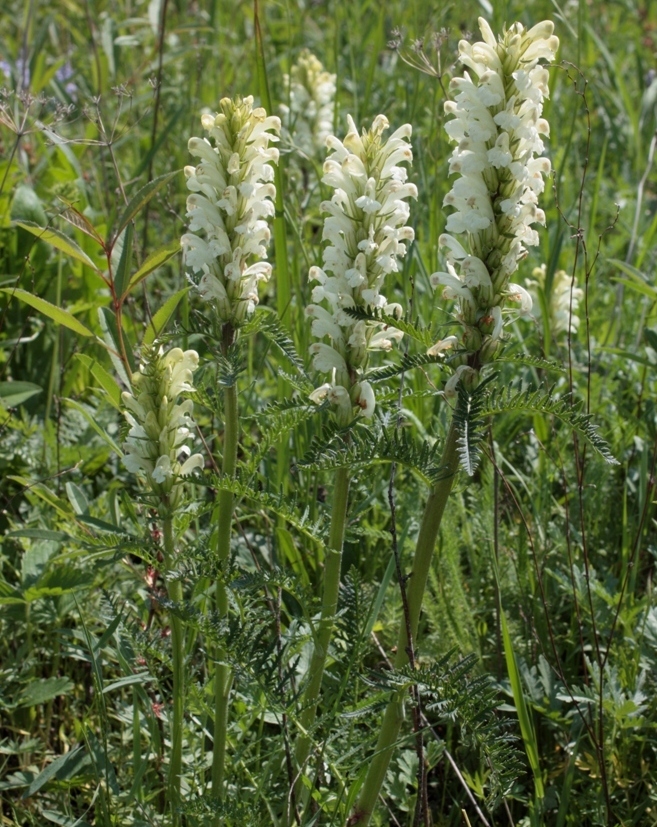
<box><xmin>1</xmin><ymin>0</ymin><xmax>656</xmax><ymax>825</ymax></box>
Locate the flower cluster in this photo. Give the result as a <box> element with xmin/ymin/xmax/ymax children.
<box><xmin>307</xmin><ymin>114</ymin><xmax>417</xmax><ymax>424</ymax></box>
<box><xmin>280</xmin><ymin>49</ymin><xmax>336</xmax><ymax>158</ymax></box>
<box><xmin>122</xmin><ymin>347</ymin><xmax>204</xmax><ymax>510</ymax></box>
<box><xmin>527</xmin><ymin>263</ymin><xmax>583</xmax><ymax>338</ymax></box>
<box><xmin>431</xmin><ymin>18</ymin><xmax>558</xmax><ymax>387</ymax></box>
<box><xmin>182</xmin><ymin>96</ymin><xmax>280</xmax><ymax>326</ymax></box>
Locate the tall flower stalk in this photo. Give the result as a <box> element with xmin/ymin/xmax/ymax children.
<box><xmin>121</xmin><ymin>346</ymin><xmax>203</xmax><ymax>826</ymax></box>
<box><xmin>292</xmin><ymin>114</ymin><xmax>416</xmax><ymax>813</ymax></box>
<box><xmin>182</xmin><ymin>95</ymin><xmax>280</xmax><ymax>816</ymax></box>
<box><xmin>353</xmin><ymin>19</ymin><xmax>558</xmax><ymax>825</ymax></box>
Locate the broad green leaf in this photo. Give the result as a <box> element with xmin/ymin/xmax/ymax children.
<box><xmin>126</xmin><ymin>239</ymin><xmax>181</xmax><ymax>295</ymax></box>
<box><xmin>0</xmin><ymin>580</ymin><xmax>25</xmax><ymax>605</ymax></box>
<box><xmin>11</xmin><ymin>185</ymin><xmax>47</xmax><ymax>226</ymax></box>
<box><xmin>23</xmin><ymin>745</ymin><xmax>90</xmax><ymax>797</ymax></box>
<box><xmin>110</xmin><ymin>171</ymin><xmax>180</xmax><ymax>246</ymax></box>
<box><xmin>19</xmin><ymin>677</ymin><xmax>74</xmax><ymax>707</ymax></box>
<box><xmin>24</xmin><ymin>565</ymin><xmax>94</xmax><ymax>602</ymax></box>
<box><xmin>62</xmin><ymin>398</ymin><xmax>123</xmax><ymax>456</ymax></box>
<box><xmin>13</xmin><ymin>220</ymin><xmax>100</xmax><ymax>271</ymax></box>
<box><xmin>599</xmin><ymin>347</ymin><xmax>656</xmax><ymax>368</ymax></box>
<box><xmin>142</xmin><ymin>287</ymin><xmax>189</xmax><ymax>346</ymax></box>
<box><xmin>112</xmin><ymin>222</ymin><xmax>133</xmax><ymax>300</ymax></box>
<box><xmin>0</xmin><ymin>381</ymin><xmax>42</xmax><ymax>406</ymax></box>
<box><xmin>608</xmin><ymin>258</ymin><xmax>657</xmax><ymax>300</ymax></box>
<box><xmin>77</xmin><ymin>515</ymin><xmax>130</xmax><ymax>534</ymax></box>
<box><xmin>611</xmin><ymin>277</ymin><xmax>657</xmax><ymax>301</ymax></box>
<box><xmin>1</xmin><ymin>289</ymin><xmax>93</xmax><ymax>337</ymax></box>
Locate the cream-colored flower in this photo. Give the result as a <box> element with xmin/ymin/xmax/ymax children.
<box><xmin>307</xmin><ymin>115</ymin><xmax>416</xmax><ymax>423</ymax></box>
<box><xmin>526</xmin><ymin>264</ymin><xmax>583</xmax><ymax>337</ymax></box>
<box><xmin>182</xmin><ymin>96</ymin><xmax>280</xmax><ymax>325</ymax></box>
<box><xmin>122</xmin><ymin>347</ymin><xmax>203</xmax><ymax>509</ymax></box>
<box><xmin>432</xmin><ymin>17</ymin><xmax>557</xmax><ymax>392</ymax></box>
<box><xmin>280</xmin><ymin>49</ymin><xmax>336</xmax><ymax>157</ymax></box>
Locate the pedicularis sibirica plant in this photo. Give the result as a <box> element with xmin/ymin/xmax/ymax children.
<box><xmin>121</xmin><ymin>346</ymin><xmax>202</xmax><ymax>824</ymax></box>
<box><xmin>293</xmin><ymin>113</ymin><xmax>415</xmax><ymax>808</ymax></box>
<box><xmin>6</xmin><ymin>8</ymin><xmax>638</xmax><ymax>827</ymax></box>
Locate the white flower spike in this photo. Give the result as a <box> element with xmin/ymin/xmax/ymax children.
<box><xmin>433</xmin><ymin>18</ymin><xmax>558</xmax><ymax>392</ymax></box>
<box><xmin>308</xmin><ymin>114</ymin><xmax>416</xmax><ymax>424</ymax></box>
<box><xmin>122</xmin><ymin>347</ymin><xmax>204</xmax><ymax>510</ymax></box>
<box><xmin>182</xmin><ymin>96</ymin><xmax>280</xmax><ymax>326</ymax></box>
<box><xmin>526</xmin><ymin>264</ymin><xmax>583</xmax><ymax>337</ymax></box>
<box><xmin>280</xmin><ymin>50</ymin><xmax>336</xmax><ymax>158</ymax></box>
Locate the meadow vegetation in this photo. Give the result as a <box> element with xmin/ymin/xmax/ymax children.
<box><xmin>1</xmin><ymin>0</ymin><xmax>657</xmax><ymax>825</ymax></box>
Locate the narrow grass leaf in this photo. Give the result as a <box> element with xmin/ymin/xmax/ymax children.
<box><xmin>500</xmin><ymin>607</ymin><xmax>544</xmax><ymax>801</ymax></box>
<box><xmin>62</xmin><ymin>398</ymin><xmax>124</xmax><ymax>456</ymax></box>
<box><xmin>75</xmin><ymin>354</ymin><xmax>122</xmax><ymax>410</ymax></box>
<box><xmin>112</xmin><ymin>221</ymin><xmax>133</xmax><ymax>300</ymax></box>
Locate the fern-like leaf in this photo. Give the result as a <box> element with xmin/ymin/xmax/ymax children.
<box><xmin>480</xmin><ymin>385</ymin><xmax>619</xmax><ymax>464</ymax></box>
<box><xmin>377</xmin><ymin>653</ymin><xmax>522</xmax><ymax>807</ymax></box>
<box><xmin>206</xmin><ymin>475</ymin><xmax>329</xmax><ymax>548</ymax></box>
<box><xmin>365</xmin><ymin>351</ymin><xmax>445</xmax><ymax>383</ymax></box>
<box><xmin>343</xmin><ymin>306</ymin><xmax>435</xmax><ymax>348</ymax></box>
<box><xmin>453</xmin><ymin>376</ymin><xmax>496</xmax><ymax>476</ymax></box>
<box><xmin>492</xmin><ymin>353</ymin><xmax>566</xmax><ymax>373</ymax></box>
<box><xmin>242</xmin><ymin>308</ymin><xmax>306</xmax><ymax>374</ymax></box>
<box><xmin>298</xmin><ymin>423</ymin><xmax>447</xmax><ymax>485</ymax></box>
<box><xmin>241</xmin><ymin>402</ymin><xmax>319</xmax><ymax>475</ymax></box>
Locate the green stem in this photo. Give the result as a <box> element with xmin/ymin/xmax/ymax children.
<box><xmin>351</xmin><ymin>421</ymin><xmax>460</xmax><ymax>826</ymax></box>
<box><xmin>44</xmin><ymin>254</ymin><xmax>63</xmax><ymax>426</ymax></box>
<box><xmin>163</xmin><ymin>517</ymin><xmax>184</xmax><ymax>827</ymax></box>
<box><xmin>292</xmin><ymin>465</ymin><xmax>350</xmax><ymax>815</ymax></box>
<box><xmin>211</xmin><ymin>374</ymin><xmax>239</xmax><ymax>821</ymax></box>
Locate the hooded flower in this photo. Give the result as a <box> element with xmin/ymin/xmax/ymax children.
<box><xmin>307</xmin><ymin>114</ymin><xmax>416</xmax><ymax>423</ymax></box>
<box><xmin>430</xmin><ymin>18</ymin><xmax>558</xmax><ymax>386</ymax></box>
<box><xmin>182</xmin><ymin>96</ymin><xmax>280</xmax><ymax>325</ymax></box>
<box><xmin>122</xmin><ymin>347</ymin><xmax>204</xmax><ymax>510</ymax></box>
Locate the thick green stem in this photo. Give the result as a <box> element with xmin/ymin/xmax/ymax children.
<box><xmin>163</xmin><ymin>517</ymin><xmax>184</xmax><ymax>827</ymax></box>
<box><xmin>211</xmin><ymin>376</ymin><xmax>239</xmax><ymax>821</ymax></box>
<box><xmin>292</xmin><ymin>465</ymin><xmax>350</xmax><ymax>813</ymax></box>
<box><xmin>352</xmin><ymin>421</ymin><xmax>460</xmax><ymax>826</ymax></box>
